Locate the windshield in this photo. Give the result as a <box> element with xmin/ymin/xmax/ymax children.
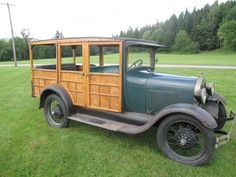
<box><xmin>127</xmin><ymin>46</ymin><xmax>156</xmax><ymax>70</ymax></box>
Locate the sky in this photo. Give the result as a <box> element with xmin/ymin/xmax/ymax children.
<box><xmin>0</xmin><ymin>0</ymin><xmax>228</xmax><ymax>39</ymax></box>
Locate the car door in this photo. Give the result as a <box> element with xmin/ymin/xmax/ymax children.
<box><xmin>58</xmin><ymin>43</ymin><xmax>86</xmax><ymax>106</ymax></box>
<box><xmin>85</xmin><ymin>42</ymin><xmax>123</xmax><ymax>112</ymax></box>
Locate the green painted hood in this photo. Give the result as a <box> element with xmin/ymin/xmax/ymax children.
<box><xmin>125</xmin><ymin>68</ymin><xmax>198</xmax><ymax>113</ymax></box>
<box><xmin>146</xmin><ymin>71</ymin><xmax>197</xmax><ymax>112</ymax></box>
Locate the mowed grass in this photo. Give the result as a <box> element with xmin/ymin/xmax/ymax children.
<box><xmin>0</xmin><ymin>67</ymin><xmax>236</xmax><ymax>177</ymax></box>
<box><xmin>158</xmin><ymin>49</ymin><xmax>236</xmax><ymax>65</ymax></box>
<box><xmin>1</xmin><ymin>50</ymin><xmax>236</xmax><ymax>65</ymax></box>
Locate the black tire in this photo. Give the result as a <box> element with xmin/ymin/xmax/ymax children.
<box><xmin>157</xmin><ymin>114</ymin><xmax>216</xmax><ymax>166</ymax></box>
<box><xmin>44</xmin><ymin>94</ymin><xmax>70</xmax><ymax>128</ymax></box>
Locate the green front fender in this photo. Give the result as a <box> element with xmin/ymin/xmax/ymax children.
<box><xmin>118</xmin><ymin>103</ymin><xmax>217</xmax><ymax>134</ymax></box>
<box><xmin>154</xmin><ymin>103</ymin><xmax>217</xmax><ymax>129</ymax></box>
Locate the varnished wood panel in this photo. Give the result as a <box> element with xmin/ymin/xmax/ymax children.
<box><xmin>60</xmin><ymin>71</ymin><xmax>85</xmax><ymax>106</ymax></box>
<box><xmin>100</xmin><ymin>95</ymin><xmax>109</xmax><ymax>108</ymax></box>
<box><xmin>110</xmin><ymin>97</ymin><xmax>120</xmax><ymax>111</ymax></box>
<box><xmin>88</xmin><ymin>73</ymin><xmax>121</xmax><ymax>112</ymax></box>
<box><xmin>32</xmin><ymin>69</ymin><xmax>57</xmax><ymax>97</ymax></box>
<box><xmin>110</xmin><ymin>86</ymin><xmax>119</xmax><ymax>95</ymax></box>
<box><xmin>89</xmin><ymin>74</ymin><xmax>119</xmax><ymax>85</ymax></box>
<box><xmin>90</xmin><ymin>94</ymin><xmax>99</xmax><ymax>107</ymax></box>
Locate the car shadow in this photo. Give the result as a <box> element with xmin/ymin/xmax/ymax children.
<box><xmin>69</xmin><ymin>120</ymin><xmax>160</xmax><ymax>154</ymax></box>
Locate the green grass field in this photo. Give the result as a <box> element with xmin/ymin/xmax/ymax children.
<box><xmin>0</xmin><ymin>66</ymin><xmax>236</xmax><ymax>177</ymax></box>
<box><xmin>1</xmin><ymin>50</ymin><xmax>236</xmax><ymax>65</ymax></box>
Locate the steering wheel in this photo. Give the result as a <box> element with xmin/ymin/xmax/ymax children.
<box><xmin>129</xmin><ymin>59</ymin><xmax>143</xmax><ymax>70</ymax></box>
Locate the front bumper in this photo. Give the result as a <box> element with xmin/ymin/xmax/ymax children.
<box><xmin>215</xmin><ymin>111</ymin><xmax>235</xmax><ymax>148</ymax></box>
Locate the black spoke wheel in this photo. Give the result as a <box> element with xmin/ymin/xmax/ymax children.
<box><xmin>44</xmin><ymin>94</ymin><xmax>70</xmax><ymax>128</ymax></box>
<box><xmin>157</xmin><ymin>114</ymin><xmax>215</xmax><ymax>166</ymax></box>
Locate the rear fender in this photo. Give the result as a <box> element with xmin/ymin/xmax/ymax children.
<box><xmin>39</xmin><ymin>84</ymin><xmax>75</xmax><ymax>115</ymax></box>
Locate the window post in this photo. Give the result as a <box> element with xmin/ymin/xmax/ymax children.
<box><xmin>99</xmin><ymin>46</ymin><xmax>104</xmax><ymax>66</ymax></box>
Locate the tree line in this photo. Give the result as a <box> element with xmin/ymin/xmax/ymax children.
<box><xmin>116</xmin><ymin>1</ymin><xmax>236</xmax><ymax>53</ymax></box>
<box><xmin>1</xmin><ymin>1</ymin><xmax>236</xmax><ymax>61</ymax></box>
<box><xmin>0</xmin><ymin>37</ymin><xmax>30</xmax><ymax>61</ymax></box>
<box><xmin>0</xmin><ymin>30</ymin><xmax>65</xmax><ymax>61</ymax></box>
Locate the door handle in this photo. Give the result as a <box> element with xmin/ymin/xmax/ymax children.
<box><xmin>77</xmin><ymin>72</ymin><xmax>89</xmax><ymax>76</ymax></box>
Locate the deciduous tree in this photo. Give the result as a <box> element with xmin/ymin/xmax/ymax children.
<box><xmin>218</xmin><ymin>20</ymin><xmax>236</xmax><ymax>50</ymax></box>
<box><xmin>172</xmin><ymin>30</ymin><xmax>199</xmax><ymax>53</ymax></box>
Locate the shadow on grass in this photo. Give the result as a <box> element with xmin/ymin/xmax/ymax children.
<box><xmin>69</xmin><ymin>120</ymin><xmax>159</xmax><ymax>153</ymax></box>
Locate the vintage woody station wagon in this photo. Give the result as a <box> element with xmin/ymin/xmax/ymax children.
<box><xmin>29</xmin><ymin>37</ymin><xmax>235</xmax><ymax>166</ymax></box>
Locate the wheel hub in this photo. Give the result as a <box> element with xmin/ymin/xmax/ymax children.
<box><xmin>175</xmin><ymin>128</ymin><xmax>197</xmax><ymax>148</ymax></box>
<box><xmin>180</xmin><ymin>139</ymin><xmax>187</xmax><ymax>146</ymax></box>
<box><xmin>49</xmin><ymin>101</ymin><xmax>64</xmax><ymax>124</ymax></box>
<box><xmin>54</xmin><ymin>107</ymin><xmax>62</xmax><ymax>116</ymax></box>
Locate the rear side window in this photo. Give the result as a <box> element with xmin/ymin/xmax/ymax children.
<box><xmin>32</xmin><ymin>44</ymin><xmax>56</xmax><ymax>69</ymax></box>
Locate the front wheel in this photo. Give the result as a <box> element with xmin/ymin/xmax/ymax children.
<box><xmin>157</xmin><ymin>114</ymin><xmax>216</xmax><ymax>166</ymax></box>
<box><xmin>44</xmin><ymin>94</ymin><xmax>70</xmax><ymax>128</ymax></box>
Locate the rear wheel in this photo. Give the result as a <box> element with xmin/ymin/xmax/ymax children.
<box><xmin>44</xmin><ymin>94</ymin><xmax>70</xmax><ymax>128</ymax></box>
<box><xmin>157</xmin><ymin>114</ymin><xmax>215</xmax><ymax>166</ymax></box>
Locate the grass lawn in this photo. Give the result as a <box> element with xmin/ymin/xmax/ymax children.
<box><xmin>1</xmin><ymin>50</ymin><xmax>236</xmax><ymax>66</ymax></box>
<box><xmin>0</xmin><ymin>67</ymin><xmax>236</xmax><ymax>177</ymax></box>
<box><xmin>158</xmin><ymin>49</ymin><xmax>236</xmax><ymax>65</ymax></box>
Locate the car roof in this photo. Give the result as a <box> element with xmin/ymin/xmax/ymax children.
<box><xmin>30</xmin><ymin>37</ymin><xmax>164</xmax><ymax>48</ymax></box>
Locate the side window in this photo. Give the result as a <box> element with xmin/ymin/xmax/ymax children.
<box><xmin>89</xmin><ymin>45</ymin><xmax>120</xmax><ymax>74</ymax></box>
<box><xmin>61</xmin><ymin>45</ymin><xmax>83</xmax><ymax>71</ymax></box>
<box><xmin>32</xmin><ymin>44</ymin><xmax>56</xmax><ymax>69</ymax></box>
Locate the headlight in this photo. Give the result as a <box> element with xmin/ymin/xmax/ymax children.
<box><xmin>195</xmin><ymin>88</ymin><xmax>207</xmax><ymax>104</ymax></box>
<box><xmin>206</xmin><ymin>83</ymin><xmax>214</xmax><ymax>96</ymax></box>
<box><xmin>194</xmin><ymin>77</ymin><xmax>205</xmax><ymax>93</ymax></box>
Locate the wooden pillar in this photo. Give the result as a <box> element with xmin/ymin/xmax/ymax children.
<box><xmin>29</xmin><ymin>44</ymin><xmax>33</xmax><ymax>69</ymax></box>
<box><xmin>57</xmin><ymin>44</ymin><xmax>61</xmax><ymax>83</ymax></box>
<box><xmin>29</xmin><ymin>44</ymin><xmax>34</xmax><ymax>96</ymax></box>
<box><xmin>99</xmin><ymin>46</ymin><xmax>104</xmax><ymax>66</ymax></box>
<box><xmin>72</xmin><ymin>46</ymin><xmax>76</xmax><ymax>64</ymax></box>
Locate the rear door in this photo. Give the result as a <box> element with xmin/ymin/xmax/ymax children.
<box><xmin>58</xmin><ymin>43</ymin><xmax>86</xmax><ymax>106</ymax></box>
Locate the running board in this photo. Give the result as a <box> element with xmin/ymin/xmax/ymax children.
<box><xmin>76</xmin><ymin>108</ymin><xmax>154</xmax><ymax>126</ymax></box>
<box><xmin>68</xmin><ymin>113</ymin><xmax>139</xmax><ymax>132</ymax></box>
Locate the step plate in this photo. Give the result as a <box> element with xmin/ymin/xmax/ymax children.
<box><xmin>68</xmin><ymin>113</ymin><xmax>138</xmax><ymax>131</ymax></box>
